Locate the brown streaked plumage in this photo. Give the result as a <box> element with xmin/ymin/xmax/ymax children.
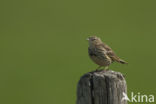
<box><xmin>87</xmin><ymin>36</ymin><xmax>127</xmax><ymax>69</ymax></box>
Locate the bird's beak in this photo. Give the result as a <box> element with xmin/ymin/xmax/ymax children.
<box><xmin>86</xmin><ymin>38</ymin><xmax>89</xmax><ymax>41</ymax></box>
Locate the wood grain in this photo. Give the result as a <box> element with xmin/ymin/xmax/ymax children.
<box><xmin>76</xmin><ymin>70</ymin><xmax>127</xmax><ymax>104</ymax></box>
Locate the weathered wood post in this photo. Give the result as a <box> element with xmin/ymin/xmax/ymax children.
<box><xmin>76</xmin><ymin>70</ymin><xmax>127</xmax><ymax>104</ymax></box>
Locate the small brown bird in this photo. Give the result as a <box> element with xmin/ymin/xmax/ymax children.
<box><xmin>87</xmin><ymin>36</ymin><xmax>127</xmax><ymax>69</ymax></box>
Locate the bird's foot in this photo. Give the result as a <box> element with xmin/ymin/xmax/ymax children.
<box><xmin>96</xmin><ymin>69</ymin><xmax>99</xmax><ymax>71</ymax></box>
<box><xmin>104</xmin><ymin>66</ymin><xmax>109</xmax><ymax>71</ymax></box>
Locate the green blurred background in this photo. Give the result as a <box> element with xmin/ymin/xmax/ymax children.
<box><xmin>1</xmin><ymin>0</ymin><xmax>156</xmax><ymax>104</ymax></box>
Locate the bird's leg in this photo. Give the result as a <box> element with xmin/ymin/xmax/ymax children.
<box><xmin>104</xmin><ymin>66</ymin><xmax>109</xmax><ymax>70</ymax></box>
<box><xmin>96</xmin><ymin>66</ymin><xmax>101</xmax><ymax>71</ymax></box>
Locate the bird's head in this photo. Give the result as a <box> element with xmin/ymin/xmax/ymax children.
<box><xmin>87</xmin><ymin>36</ymin><xmax>102</xmax><ymax>46</ymax></box>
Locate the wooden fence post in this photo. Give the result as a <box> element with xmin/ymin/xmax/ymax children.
<box><xmin>76</xmin><ymin>70</ymin><xmax>127</xmax><ymax>104</ymax></box>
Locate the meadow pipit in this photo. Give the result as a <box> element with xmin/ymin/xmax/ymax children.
<box><xmin>87</xmin><ymin>36</ymin><xmax>127</xmax><ymax>70</ymax></box>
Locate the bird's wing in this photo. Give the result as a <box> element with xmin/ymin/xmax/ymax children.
<box><xmin>89</xmin><ymin>46</ymin><xmax>111</xmax><ymax>62</ymax></box>
<box><xmin>100</xmin><ymin>43</ymin><xmax>120</xmax><ymax>62</ymax></box>
<box><xmin>107</xmin><ymin>51</ymin><xmax>120</xmax><ymax>62</ymax></box>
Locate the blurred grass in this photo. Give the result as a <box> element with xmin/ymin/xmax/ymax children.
<box><xmin>0</xmin><ymin>0</ymin><xmax>156</xmax><ymax>104</ymax></box>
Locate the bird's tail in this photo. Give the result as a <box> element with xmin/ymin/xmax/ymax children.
<box><xmin>119</xmin><ymin>59</ymin><xmax>128</xmax><ymax>64</ymax></box>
